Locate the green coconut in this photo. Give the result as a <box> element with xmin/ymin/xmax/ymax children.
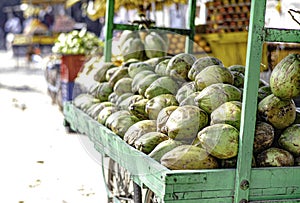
<box><xmin>134</xmin><ymin>132</ymin><xmax>169</xmax><ymax>154</ymax></box>
<box><xmin>144</xmin><ymin>76</ymin><xmax>180</xmax><ymax>99</ymax></box>
<box><xmin>149</xmin><ymin>139</ymin><xmax>183</xmax><ymax>162</ymax></box>
<box><xmin>128</xmin><ymin>62</ymin><xmax>154</xmax><ymax>78</ymax></box>
<box><xmin>128</xmin><ymin>98</ymin><xmax>149</xmax><ymax>120</ymax></box>
<box><xmin>165</xmin><ymin>53</ymin><xmax>197</xmax><ymax>82</ymax></box>
<box><xmin>179</xmin><ymin>92</ymin><xmax>200</xmax><ymax>107</ymax></box>
<box><xmin>197</xmin><ymin>123</ymin><xmax>239</xmax><ymax>159</ymax></box>
<box><xmin>253</xmin><ymin>121</ymin><xmax>275</xmax><ymax>154</ymax></box>
<box><xmin>156</xmin><ymin>105</ymin><xmax>179</xmax><ymax>134</ymax></box>
<box><xmin>270</xmin><ymin>53</ymin><xmax>300</xmax><ymax>99</ymax></box>
<box><xmin>145</xmin><ymin>94</ymin><xmax>179</xmax><ymax>120</ymax></box>
<box><xmin>210</xmin><ymin>101</ymin><xmax>242</xmax><ymax>129</ymax></box>
<box><xmin>256</xmin><ymin>147</ymin><xmax>294</xmax><ymax>167</ymax></box>
<box><xmin>124</xmin><ymin>120</ymin><xmax>157</xmax><ymax>146</ymax></box>
<box><xmin>194</xmin><ymin>65</ymin><xmax>234</xmax><ymax>91</ymax></box>
<box><xmin>278</xmin><ymin>124</ymin><xmax>300</xmax><ymax>156</ymax></box>
<box><xmin>113</xmin><ymin>77</ymin><xmax>133</xmax><ymax>96</ymax></box>
<box><xmin>257</xmin><ymin>94</ymin><xmax>296</xmax><ymax>129</ymax></box>
<box><xmin>194</xmin><ymin>83</ymin><xmax>242</xmax><ymax>114</ymax></box>
<box><xmin>160</xmin><ymin>145</ymin><xmax>219</xmax><ymax>170</ymax></box>
<box><xmin>175</xmin><ymin>81</ymin><xmax>197</xmax><ymax>104</ymax></box>
<box><xmin>188</xmin><ymin>56</ymin><xmax>223</xmax><ymax>81</ymax></box>
<box><xmin>165</xmin><ymin>105</ymin><xmax>208</xmax><ymax>143</ymax></box>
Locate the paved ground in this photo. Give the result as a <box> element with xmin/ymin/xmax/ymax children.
<box><xmin>0</xmin><ymin>50</ymin><xmax>108</xmax><ymax>203</ymax></box>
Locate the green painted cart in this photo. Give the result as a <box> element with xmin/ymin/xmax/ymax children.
<box><xmin>64</xmin><ymin>0</ymin><xmax>300</xmax><ymax>202</ymax></box>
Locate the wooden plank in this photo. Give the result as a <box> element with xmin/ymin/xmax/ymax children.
<box><xmin>265</xmin><ymin>28</ymin><xmax>300</xmax><ymax>43</ymax></box>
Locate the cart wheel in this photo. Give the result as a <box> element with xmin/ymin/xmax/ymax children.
<box><xmin>105</xmin><ymin>158</ymin><xmax>142</xmax><ymax>203</ymax></box>
<box><xmin>144</xmin><ymin>189</ymin><xmax>160</xmax><ymax>203</ymax></box>
<box><xmin>63</xmin><ymin>119</ymin><xmax>76</xmax><ymax>133</ymax></box>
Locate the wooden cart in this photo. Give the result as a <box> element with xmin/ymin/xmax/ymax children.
<box><xmin>64</xmin><ymin>0</ymin><xmax>300</xmax><ymax>202</ymax></box>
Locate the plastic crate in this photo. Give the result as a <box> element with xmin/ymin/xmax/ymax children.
<box><xmin>60</xmin><ymin>54</ymin><xmax>86</xmax><ymax>82</ymax></box>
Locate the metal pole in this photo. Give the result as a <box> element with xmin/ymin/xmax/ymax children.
<box><xmin>234</xmin><ymin>0</ymin><xmax>267</xmax><ymax>202</ymax></box>
<box><xmin>185</xmin><ymin>0</ymin><xmax>196</xmax><ymax>54</ymax></box>
<box><xmin>104</xmin><ymin>0</ymin><xmax>115</xmax><ymax>62</ymax></box>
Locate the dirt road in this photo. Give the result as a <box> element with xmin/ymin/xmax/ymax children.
<box><xmin>0</xmin><ymin>50</ymin><xmax>108</xmax><ymax>203</ymax></box>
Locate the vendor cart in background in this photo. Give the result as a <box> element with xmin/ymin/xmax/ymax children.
<box><xmin>63</xmin><ymin>0</ymin><xmax>300</xmax><ymax>202</ymax></box>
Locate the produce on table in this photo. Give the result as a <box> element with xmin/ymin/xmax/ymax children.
<box><xmin>115</xmin><ymin>92</ymin><xmax>134</xmax><ymax>106</ymax></box>
<box><xmin>228</xmin><ymin>64</ymin><xmax>245</xmax><ymax>74</ymax></box>
<box><xmin>93</xmin><ymin>62</ymin><xmax>116</xmax><ymax>82</ymax></box>
<box><xmin>73</xmin><ymin>50</ymin><xmax>300</xmax><ymax>169</ymax></box>
<box><xmin>118</xmin><ymin>95</ymin><xmax>144</xmax><ymax>111</ymax></box>
<box><xmin>137</xmin><ymin>74</ymin><xmax>160</xmax><ymax>96</ymax></box>
<box><xmin>131</xmin><ymin>70</ymin><xmax>155</xmax><ymax>93</ymax></box>
<box><xmin>97</xmin><ymin>106</ymin><xmax>119</xmax><ymax>125</ymax></box>
<box><xmin>155</xmin><ymin>58</ymin><xmax>170</xmax><ymax>76</ymax></box>
<box><xmin>52</xmin><ymin>29</ymin><xmax>103</xmax><ymax>55</ymax></box>
<box><xmin>95</xmin><ymin>82</ymin><xmax>113</xmax><ymax>102</ymax></box>
<box><xmin>257</xmin><ymin>85</ymin><xmax>272</xmax><ymax>102</ymax></box>
<box><xmin>231</xmin><ymin>71</ymin><xmax>245</xmax><ymax>89</ymax></box>
<box><xmin>128</xmin><ymin>62</ymin><xmax>154</xmax><ymax>78</ymax></box>
<box><xmin>86</xmin><ymin>101</ymin><xmax>116</xmax><ymax>120</ymax></box>
<box><xmin>270</xmin><ymin>53</ymin><xmax>300</xmax><ymax>99</ymax></box>
<box><xmin>120</xmin><ymin>37</ymin><xmax>145</xmax><ymax>62</ymax></box>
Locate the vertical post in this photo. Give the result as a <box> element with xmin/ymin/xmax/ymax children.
<box><xmin>234</xmin><ymin>0</ymin><xmax>267</xmax><ymax>202</ymax></box>
<box><xmin>185</xmin><ymin>0</ymin><xmax>196</xmax><ymax>54</ymax></box>
<box><xmin>104</xmin><ymin>0</ymin><xmax>115</xmax><ymax>62</ymax></box>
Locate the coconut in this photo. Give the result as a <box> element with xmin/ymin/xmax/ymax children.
<box><xmin>194</xmin><ymin>83</ymin><xmax>242</xmax><ymax>114</ymax></box>
<box><xmin>145</xmin><ymin>94</ymin><xmax>178</xmax><ymax>120</ymax></box>
<box><xmin>197</xmin><ymin>123</ymin><xmax>239</xmax><ymax>159</ymax></box>
<box><xmin>257</xmin><ymin>94</ymin><xmax>296</xmax><ymax>129</ymax></box>
<box><xmin>165</xmin><ymin>105</ymin><xmax>208</xmax><ymax>143</ymax></box>
<box><xmin>278</xmin><ymin>124</ymin><xmax>300</xmax><ymax>156</ymax></box>
<box><xmin>194</xmin><ymin>65</ymin><xmax>234</xmax><ymax>91</ymax></box>
<box><xmin>256</xmin><ymin>147</ymin><xmax>294</xmax><ymax>167</ymax></box>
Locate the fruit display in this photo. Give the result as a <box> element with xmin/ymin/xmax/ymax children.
<box><xmin>205</xmin><ymin>0</ymin><xmax>251</xmax><ymax>33</ymax></box>
<box><xmin>166</xmin><ymin>33</ymin><xmax>212</xmax><ymax>55</ymax></box>
<box><xmin>52</xmin><ymin>29</ymin><xmax>104</xmax><ymax>55</ymax></box>
<box><xmin>72</xmin><ymin>48</ymin><xmax>300</xmax><ymax>170</ymax></box>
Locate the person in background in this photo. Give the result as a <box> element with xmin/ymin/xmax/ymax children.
<box><xmin>4</xmin><ymin>12</ymin><xmax>22</xmax><ymax>49</ymax></box>
<box><xmin>4</xmin><ymin>12</ymin><xmax>22</xmax><ymax>34</ymax></box>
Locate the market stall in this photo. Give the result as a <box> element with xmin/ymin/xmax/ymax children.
<box><xmin>63</xmin><ymin>0</ymin><xmax>300</xmax><ymax>202</ymax></box>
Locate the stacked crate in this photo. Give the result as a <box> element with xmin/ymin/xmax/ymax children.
<box><xmin>206</xmin><ymin>0</ymin><xmax>251</xmax><ymax>33</ymax></box>
<box><xmin>167</xmin><ymin>33</ymin><xmax>212</xmax><ymax>55</ymax></box>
